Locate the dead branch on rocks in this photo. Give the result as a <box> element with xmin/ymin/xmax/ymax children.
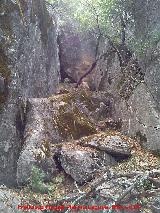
<box><xmin>75</xmin><ymin>51</ymin><xmax>113</xmax><ymax>88</ymax></box>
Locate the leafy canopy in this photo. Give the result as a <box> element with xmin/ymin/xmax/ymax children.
<box><xmin>47</xmin><ymin>0</ymin><xmax>118</xmax><ymax>33</ymax></box>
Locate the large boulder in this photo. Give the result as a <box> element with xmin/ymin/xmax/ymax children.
<box><xmin>94</xmin><ymin>0</ymin><xmax>160</xmax><ymax>152</ymax></box>
<box><xmin>132</xmin><ymin>0</ymin><xmax>160</xmax><ymax>106</ymax></box>
<box><xmin>0</xmin><ymin>0</ymin><xmax>59</xmax><ymax>186</ymax></box>
<box><xmin>60</xmin><ymin>143</ymin><xmax>116</xmax><ymax>184</ymax></box>
<box><xmin>94</xmin><ymin>41</ymin><xmax>160</xmax><ymax>152</ymax></box>
<box><xmin>96</xmin><ymin>50</ymin><xmax>160</xmax><ymax>152</ymax></box>
<box><xmin>59</xmin><ymin>132</ymin><xmax>132</xmax><ymax>184</ymax></box>
<box><xmin>17</xmin><ymin>91</ymin><xmax>97</xmax><ymax>185</ymax></box>
<box><xmin>80</xmin><ymin>134</ymin><xmax>131</xmax><ymax>158</ymax></box>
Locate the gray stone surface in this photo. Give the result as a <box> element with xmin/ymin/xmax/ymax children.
<box><xmin>98</xmin><ymin>53</ymin><xmax>160</xmax><ymax>152</ymax></box>
<box><xmin>0</xmin><ymin>186</ymin><xmax>42</xmax><ymax>213</ymax></box>
<box><xmin>0</xmin><ymin>75</ymin><xmax>5</xmax><ymax>93</ymax></box>
<box><xmin>115</xmin><ymin>83</ymin><xmax>160</xmax><ymax>152</ymax></box>
<box><xmin>82</xmin><ymin>135</ymin><xmax>131</xmax><ymax>157</ymax></box>
<box><xmin>17</xmin><ymin>94</ymin><xmax>97</xmax><ymax>185</ymax></box>
<box><xmin>133</xmin><ymin>0</ymin><xmax>160</xmax><ymax>107</ymax></box>
<box><xmin>16</xmin><ymin>98</ymin><xmax>59</xmax><ymax>185</ymax></box>
<box><xmin>94</xmin><ymin>0</ymin><xmax>160</xmax><ymax>152</ymax></box>
<box><xmin>60</xmin><ymin>143</ymin><xmax>116</xmax><ymax>184</ymax></box>
<box><xmin>0</xmin><ymin>0</ymin><xmax>60</xmax><ymax>186</ymax></box>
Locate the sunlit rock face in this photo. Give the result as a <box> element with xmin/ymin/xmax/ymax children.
<box><xmin>0</xmin><ymin>0</ymin><xmax>59</xmax><ymax>185</ymax></box>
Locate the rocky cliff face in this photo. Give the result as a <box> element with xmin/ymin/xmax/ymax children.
<box><xmin>56</xmin><ymin>0</ymin><xmax>160</xmax><ymax>153</ymax></box>
<box><xmin>95</xmin><ymin>0</ymin><xmax>160</xmax><ymax>153</ymax></box>
<box><xmin>133</xmin><ymin>0</ymin><xmax>160</xmax><ymax>107</ymax></box>
<box><xmin>0</xmin><ymin>0</ymin><xmax>59</xmax><ymax>185</ymax></box>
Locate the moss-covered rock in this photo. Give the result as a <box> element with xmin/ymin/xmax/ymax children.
<box><xmin>17</xmin><ymin>90</ymin><xmax>98</xmax><ymax>185</ymax></box>
<box><xmin>51</xmin><ymin>92</ymin><xmax>96</xmax><ymax>140</ymax></box>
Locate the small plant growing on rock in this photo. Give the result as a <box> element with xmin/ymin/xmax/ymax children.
<box><xmin>29</xmin><ymin>165</ymin><xmax>47</xmax><ymax>193</ymax></box>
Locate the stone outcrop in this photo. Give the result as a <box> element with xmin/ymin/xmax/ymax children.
<box><xmin>97</xmin><ymin>50</ymin><xmax>160</xmax><ymax>152</ymax></box>
<box><xmin>132</xmin><ymin>0</ymin><xmax>160</xmax><ymax>107</ymax></box>
<box><xmin>17</xmin><ymin>90</ymin><xmax>97</xmax><ymax>185</ymax></box>
<box><xmin>17</xmin><ymin>88</ymin><xmax>133</xmax><ymax>185</ymax></box>
<box><xmin>60</xmin><ymin>143</ymin><xmax>116</xmax><ymax>184</ymax></box>
<box><xmin>0</xmin><ymin>0</ymin><xmax>59</xmax><ymax>186</ymax></box>
<box><xmin>115</xmin><ymin>83</ymin><xmax>160</xmax><ymax>152</ymax></box>
<box><xmin>59</xmin><ymin>132</ymin><xmax>132</xmax><ymax>184</ymax></box>
<box><xmin>94</xmin><ymin>0</ymin><xmax>160</xmax><ymax>153</ymax></box>
<box><xmin>80</xmin><ymin>134</ymin><xmax>131</xmax><ymax>158</ymax></box>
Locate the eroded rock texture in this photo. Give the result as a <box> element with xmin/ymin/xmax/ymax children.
<box><xmin>17</xmin><ymin>90</ymin><xmax>97</xmax><ymax>185</ymax></box>
<box><xmin>17</xmin><ymin>88</ymin><xmax>131</xmax><ymax>185</ymax></box>
<box><xmin>95</xmin><ymin>0</ymin><xmax>160</xmax><ymax>153</ymax></box>
<box><xmin>60</xmin><ymin>143</ymin><xmax>116</xmax><ymax>184</ymax></box>
<box><xmin>0</xmin><ymin>0</ymin><xmax>59</xmax><ymax>185</ymax></box>
<box><xmin>0</xmin><ymin>186</ymin><xmax>41</xmax><ymax>213</ymax></box>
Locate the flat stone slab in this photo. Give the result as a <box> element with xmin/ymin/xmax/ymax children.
<box><xmin>80</xmin><ymin>133</ymin><xmax>131</xmax><ymax>158</ymax></box>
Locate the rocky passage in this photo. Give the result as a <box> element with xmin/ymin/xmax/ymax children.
<box><xmin>16</xmin><ymin>87</ymin><xmax>130</xmax><ymax>185</ymax></box>
<box><xmin>0</xmin><ymin>0</ymin><xmax>160</xmax><ymax>213</ymax></box>
<box><xmin>1</xmin><ymin>85</ymin><xmax>160</xmax><ymax>213</ymax></box>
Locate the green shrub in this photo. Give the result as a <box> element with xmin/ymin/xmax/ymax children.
<box><xmin>29</xmin><ymin>165</ymin><xmax>46</xmax><ymax>193</ymax></box>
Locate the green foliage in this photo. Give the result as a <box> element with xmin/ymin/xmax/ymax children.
<box><xmin>129</xmin><ymin>30</ymin><xmax>160</xmax><ymax>58</ymax></box>
<box><xmin>47</xmin><ymin>0</ymin><xmax>159</xmax><ymax>56</ymax></box>
<box><xmin>29</xmin><ymin>165</ymin><xmax>65</xmax><ymax>197</ymax></box>
<box><xmin>29</xmin><ymin>165</ymin><xmax>46</xmax><ymax>193</ymax></box>
<box><xmin>47</xmin><ymin>0</ymin><xmax>136</xmax><ymax>47</ymax></box>
<box><xmin>47</xmin><ymin>0</ymin><xmax>117</xmax><ymax>33</ymax></box>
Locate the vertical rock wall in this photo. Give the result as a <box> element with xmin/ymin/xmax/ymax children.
<box><xmin>96</xmin><ymin>0</ymin><xmax>160</xmax><ymax>153</ymax></box>
<box><xmin>0</xmin><ymin>0</ymin><xmax>59</xmax><ymax>185</ymax></box>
